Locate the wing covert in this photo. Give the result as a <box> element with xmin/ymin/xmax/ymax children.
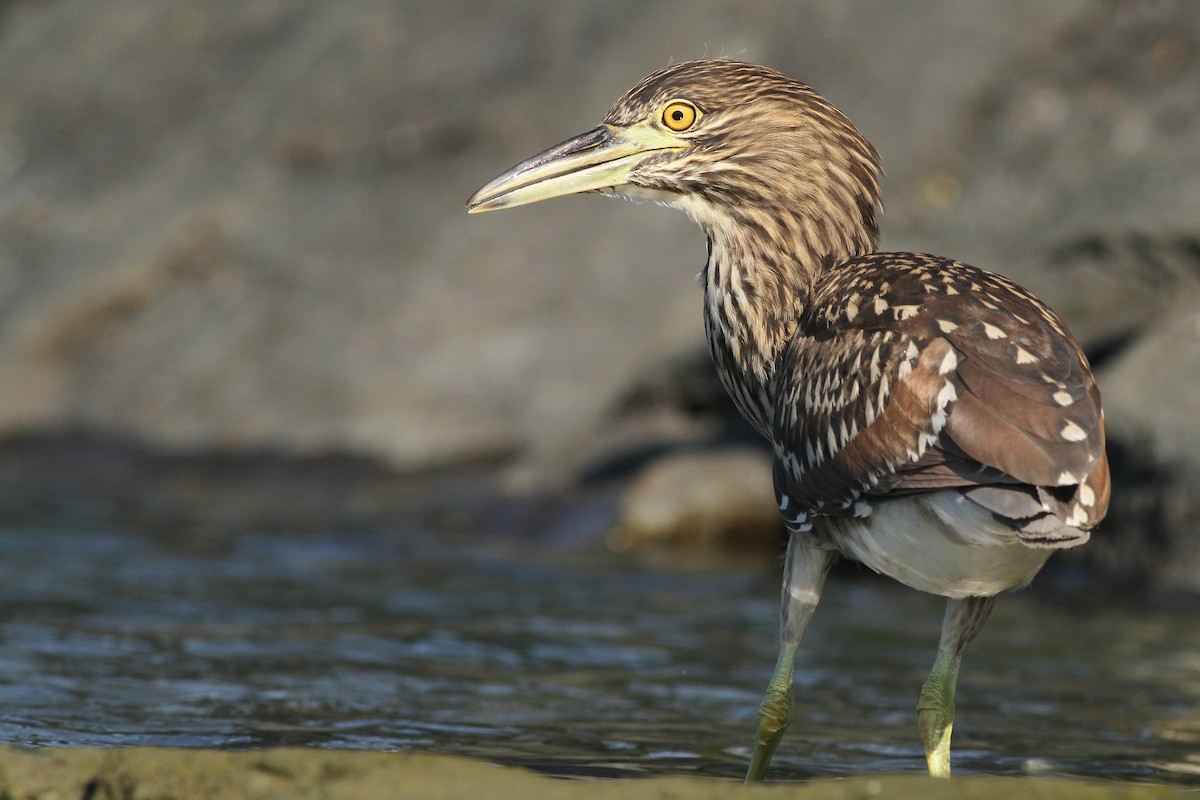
<box><xmin>771</xmin><ymin>253</ymin><xmax>1109</xmax><ymax>539</ymax></box>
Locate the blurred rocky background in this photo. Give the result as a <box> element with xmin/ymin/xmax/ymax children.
<box><xmin>0</xmin><ymin>0</ymin><xmax>1197</xmax><ymax>592</ymax></box>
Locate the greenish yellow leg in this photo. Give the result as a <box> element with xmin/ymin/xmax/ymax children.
<box><xmin>744</xmin><ymin>537</ymin><xmax>834</xmax><ymax>783</ymax></box>
<box><xmin>917</xmin><ymin>648</ymin><xmax>960</xmax><ymax>777</ymax></box>
<box><xmin>916</xmin><ymin>596</ymin><xmax>995</xmax><ymax>778</ymax></box>
<box><xmin>746</xmin><ymin>648</ymin><xmax>797</xmax><ymax>782</ymax></box>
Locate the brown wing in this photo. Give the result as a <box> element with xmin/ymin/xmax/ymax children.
<box><xmin>772</xmin><ymin>253</ymin><xmax>1110</xmax><ymax>546</ymax></box>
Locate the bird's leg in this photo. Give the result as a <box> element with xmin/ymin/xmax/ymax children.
<box><xmin>917</xmin><ymin>595</ymin><xmax>995</xmax><ymax>777</ymax></box>
<box><xmin>745</xmin><ymin>536</ymin><xmax>834</xmax><ymax>783</ymax></box>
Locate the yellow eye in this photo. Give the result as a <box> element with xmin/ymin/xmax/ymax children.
<box><xmin>661</xmin><ymin>100</ymin><xmax>699</xmax><ymax>132</ymax></box>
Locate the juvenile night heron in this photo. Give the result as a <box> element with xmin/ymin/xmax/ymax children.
<box><xmin>467</xmin><ymin>60</ymin><xmax>1109</xmax><ymax>781</ymax></box>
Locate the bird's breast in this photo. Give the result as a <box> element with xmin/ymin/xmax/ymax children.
<box><xmin>699</xmin><ymin>238</ymin><xmax>808</xmax><ymax>440</ymax></box>
<box><xmin>703</xmin><ymin>308</ymin><xmax>776</xmax><ymax>438</ymax></box>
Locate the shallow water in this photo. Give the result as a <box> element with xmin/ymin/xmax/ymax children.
<box><xmin>0</xmin><ymin>519</ymin><xmax>1196</xmax><ymax>784</ymax></box>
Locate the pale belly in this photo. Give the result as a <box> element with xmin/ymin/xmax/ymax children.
<box><xmin>824</xmin><ymin>491</ymin><xmax>1052</xmax><ymax>598</ymax></box>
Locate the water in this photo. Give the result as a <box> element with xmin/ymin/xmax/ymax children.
<box><xmin>0</xmin><ymin>512</ymin><xmax>1197</xmax><ymax>784</ymax></box>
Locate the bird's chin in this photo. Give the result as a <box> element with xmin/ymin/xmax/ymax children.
<box><xmin>601</xmin><ymin>184</ymin><xmax>680</xmax><ymax>207</ymax></box>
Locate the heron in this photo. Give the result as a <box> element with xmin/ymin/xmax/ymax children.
<box><xmin>466</xmin><ymin>59</ymin><xmax>1109</xmax><ymax>782</ymax></box>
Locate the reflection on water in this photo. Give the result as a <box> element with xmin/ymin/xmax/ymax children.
<box><xmin>0</xmin><ymin>520</ymin><xmax>1196</xmax><ymax>784</ymax></box>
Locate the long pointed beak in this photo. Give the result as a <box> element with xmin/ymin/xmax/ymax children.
<box><xmin>466</xmin><ymin>122</ymin><xmax>685</xmax><ymax>213</ymax></box>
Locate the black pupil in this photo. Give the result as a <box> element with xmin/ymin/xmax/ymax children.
<box><xmin>672</xmin><ymin>110</ymin><xmax>684</xmax><ymax>121</ymax></box>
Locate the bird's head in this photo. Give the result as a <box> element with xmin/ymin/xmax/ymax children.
<box><xmin>468</xmin><ymin>59</ymin><xmax>881</xmax><ymax>260</ymax></box>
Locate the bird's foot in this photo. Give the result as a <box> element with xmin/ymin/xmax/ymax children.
<box><xmin>745</xmin><ymin>682</ymin><xmax>793</xmax><ymax>782</ymax></box>
<box><xmin>917</xmin><ymin>706</ymin><xmax>953</xmax><ymax>777</ymax></box>
<box><xmin>917</xmin><ymin>649</ymin><xmax>960</xmax><ymax>778</ymax></box>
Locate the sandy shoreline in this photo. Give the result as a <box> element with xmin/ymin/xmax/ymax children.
<box><xmin>0</xmin><ymin>747</ymin><xmax>1189</xmax><ymax>799</ymax></box>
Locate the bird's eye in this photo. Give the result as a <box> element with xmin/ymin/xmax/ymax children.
<box><xmin>661</xmin><ymin>100</ymin><xmax>699</xmax><ymax>132</ymax></box>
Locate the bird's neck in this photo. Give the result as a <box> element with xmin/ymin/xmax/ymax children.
<box><xmin>698</xmin><ymin>203</ymin><xmax>878</xmax><ymax>438</ymax></box>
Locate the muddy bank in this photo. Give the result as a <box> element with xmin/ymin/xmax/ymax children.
<box><xmin>0</xmin><ymin>748</ymin><xmax>1191</xmax><ymax>800</ymax></box>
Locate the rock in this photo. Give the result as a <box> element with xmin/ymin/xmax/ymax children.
<box><xmin>613</xmin><ymin>447</ymin><xmax>781</xmax><ymax>550</ymax></box>
<box><xmin>1088</xmin><ymin>304</ymin><xmax>1200</xmax><ymax>593</ymax></box>
<box><xmin>1101</xmin><ymin>306</ymin><xmax>1200</xmax><ymax>473</ymax></box>
<box><xmin>1038</xmin><ymin>234</ymin><xmax>1200</xmax><ymax>355</ymax></box>
<box><xmin>0</xmin><ymin>0</ymin><xmax>1193</xmax><ymax>472</ymax></box>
